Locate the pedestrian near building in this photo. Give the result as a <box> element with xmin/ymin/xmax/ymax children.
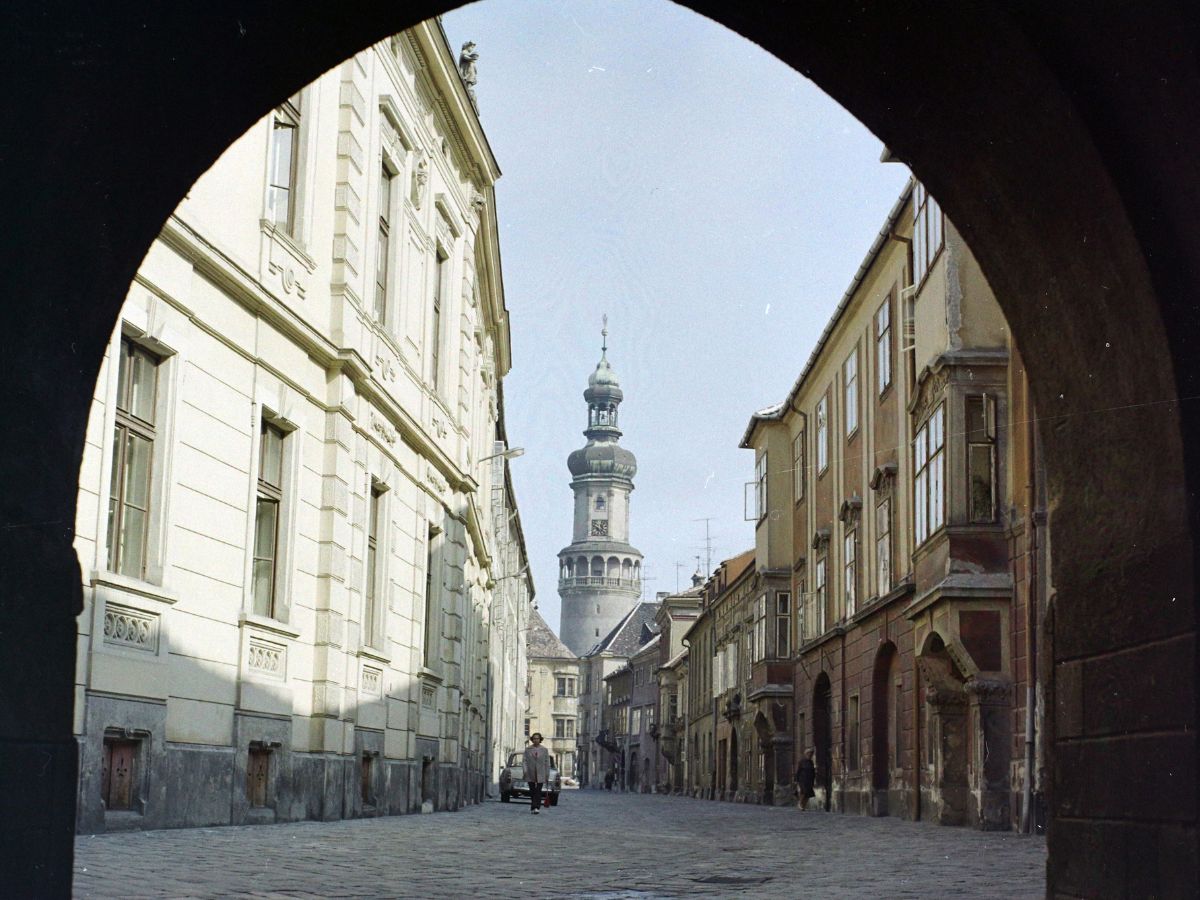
<box><xmin>796</xmin><ymin>748</ymin><xmax>816</xmax><ymax>810</ymax></box>
<box><xmin>524</xmin><ymin>733</ymin><xmax>551</xmax><ymax>814</ymax></box>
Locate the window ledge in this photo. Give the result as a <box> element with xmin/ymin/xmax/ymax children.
<box><xmin>89</xmin><ymin>570</ymin><xmax>179</xmax><ymax>606</ymax></box>
<box><xmin>418</xmin><ymin>666</ymin><xmax>444</xmax><ymax>685</ymax></box>
<box><xmin>239</xmin><ymin>612</ymin><xmax>301</xmax><ymax>640</ymax></box>
<box><xmin>259</xmin><ymin>219</ymin><xmax>316</xmax><ymax>272</ymax></box>
<box><xmin>357</xmin><ymin>645</ymin><xmax>391</xmax><ymax>665</ymax></box>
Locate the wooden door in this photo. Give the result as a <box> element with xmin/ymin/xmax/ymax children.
<box><xmin>102</xmin><ymin>740</ymin><xmax>137</xmax><ymax>810</ymax></box>
<box><xmin>247</xmin><ymin>748</ymin><xmax>270</xmax><ymax>807</ymax></box>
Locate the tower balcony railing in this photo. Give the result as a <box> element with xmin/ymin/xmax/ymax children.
<box><xmin>558</xmin><ymin>575</ymin><xmax>642</xmax><ymax>592</ymax></box>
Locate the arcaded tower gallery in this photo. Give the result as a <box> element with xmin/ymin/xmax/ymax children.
<box><xmin>557</xmin><ymin>325</ymin><xmax>643</xmax><ymax>656</ymax></box>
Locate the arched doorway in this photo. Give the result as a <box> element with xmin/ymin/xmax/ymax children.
<box><xmin>4</xmin><ymin>4</ymin><xmax>1199</xmax><ymax>896</ymax></box>
<box><xmin>871</xmin><ymin>642</ymin><xmax>899</xmax><ymax>817</ymax></box>
<box><xmin>812</xmin><ymin>673</ymin><xmax>833</xmax><ymax>811</ymax></box>
<box><xmin>753</xmin><ymin>710</ymin><xmax>774</xmax><ymax>805</ymax></box>
<box><xmin>918</xmin><ymin>633</ymin><xmax>969</xmax><ymax>826</ymax></box>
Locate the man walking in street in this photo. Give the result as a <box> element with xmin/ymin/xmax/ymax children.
<box><xmin>523</xmin><ymin>732</ymin><xmax>550</xmax><ymax>815</ymax></box>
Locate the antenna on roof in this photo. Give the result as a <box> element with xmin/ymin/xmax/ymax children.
<box><xmin>693</xmin><ymin>518</ymin><xmax>714</xmax><ymax>575</ymax></box>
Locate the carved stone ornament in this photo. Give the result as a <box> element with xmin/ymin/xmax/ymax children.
<box><xmin>368</xmin><ymin>410</ymin><xmax>397</xmax><ymax>446</ymax></box>
<box><xmin>425</xmin><ymin>467</ymin><xmax>448</xmax><ymax>497</ymax></box>
<box><xmin>869</xmin><ymin>461</ymin><xmax>898</xmax><ymax>492</ymax></box>
<box><xmin>430</xmin><ymin>412</ymin><xmax>448</xmax><ymax>438</ymax></box>
<box><xmin>965</xmin><ymin>676</ymin><xmax>1012</xmax><ymax>703</ymax></box>
<box><xmin>911</xmin><ymin>366</ymin><xmax>950</xmax><ymax>422</ymax></box>
<box><xmin>811</xmin><ymin>527</ymin><xmax>831</xmax><ymax>551</ymax></box>
<box><xmin>838</xmin><ymin>494</ymin><xmax>863</xmax><ymax>525</ymax></box>
<box><xmin>412</xmin><ymin>153</ymin><xmax>429</xmax><ymax>209</ymax></box>
<box><xmin>374</xmin><ymin>354</ymin><xmax>397</xmax><ymax>383</ymax></box>
<box><xmin>924</xmin><ymin>682</ymin><xmax>969</xmax><ymax>708</ymax></box>
<box><xmin>457</xmin><ymin>41</ymin><xmax>479</xmax><ymax>104</ymax></box>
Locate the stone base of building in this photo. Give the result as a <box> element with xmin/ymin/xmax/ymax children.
<box><xmin>76</xmin><ymin>696</ymin><xmax>480</xmax><ymax>833</ymax></box>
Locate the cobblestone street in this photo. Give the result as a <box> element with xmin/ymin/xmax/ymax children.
<box><xmin>73</xmin><ymin>790</ymin><xmax>1046</xmax><ymax>898</ymax></box>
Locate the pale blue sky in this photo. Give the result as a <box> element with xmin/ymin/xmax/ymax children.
<box><xmin>443</xmin><ymin>0</ymin><xmax>911</xmax><ymax>635</ymax></box>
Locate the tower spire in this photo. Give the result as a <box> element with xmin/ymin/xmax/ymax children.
<box><xmin>601</xmin><ymin>314</ymin><xmax>608</xmax><ymax>357</ymax></box>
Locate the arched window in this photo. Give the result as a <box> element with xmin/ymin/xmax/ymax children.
<box><xmin>595</xmin><ymin>495</ymin><xmax>606</xmax><ymax>510</ymax></box>
<box><xmin>607</xmin><ymin>557</ymin><xmax>620</xmax><ymax>579</ymax></box>
<box><xmin>622</xmin><ymin>559</ymin><xmax>633</xmax><ymax>580</ymax></box>
<box><xmin>591</xmin><ymin>556</ymin><xmax>604</xmax><ymax>577</ymax></box>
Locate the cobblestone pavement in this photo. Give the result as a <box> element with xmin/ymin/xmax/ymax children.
<box><xmin>74</xmin><ymin>790</ymin><xmax>1047</xmax><ymax>899</ymax></box>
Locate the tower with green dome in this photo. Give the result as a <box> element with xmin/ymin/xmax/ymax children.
<box><xmin>557</xmin><ymin>320</ymin><xmax>644</xmax><ymax>655</ymax></box>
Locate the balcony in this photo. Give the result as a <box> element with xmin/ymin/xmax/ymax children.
<box><xmin>558</xmin><ymin>575</ymin><xmax>642</xmax><ymax>592</ymax></box>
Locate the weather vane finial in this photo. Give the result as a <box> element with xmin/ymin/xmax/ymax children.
<box><xmin>601</xmin><ymin>314</ymin><xmax>608</xmax><ymax>355</ymax></box>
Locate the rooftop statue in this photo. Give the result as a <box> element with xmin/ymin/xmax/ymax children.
<box><xmin>458</xmin><ymin>41</ymin><xmax>479</xmax><ymax>103</ymax></box>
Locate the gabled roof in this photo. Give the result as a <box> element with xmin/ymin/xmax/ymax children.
<box><xmin>526</xmin><ymin>608</ymin><xmax>576</xmax><ymax>660</ymax></box>
<box><xmin>630</xmin><ymin>632</ymin><xmax>661</xmax><ymax>662</ymax></box>
<box><xmin>585</xmin><ymin>601</ymin><xmax>661</xmax><ymax>658</ymax></box>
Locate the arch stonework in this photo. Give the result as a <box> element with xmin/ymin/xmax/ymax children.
<box><xmin>2</xmin><ymin>2</ymin><xmax>1198</xmax><ymax>895</ymax></box>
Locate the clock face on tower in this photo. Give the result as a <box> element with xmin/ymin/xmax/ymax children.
<box><xmin>590</xmin><ymin>519</ymin><xmax>609</xmax><ymax>537</ymax></box>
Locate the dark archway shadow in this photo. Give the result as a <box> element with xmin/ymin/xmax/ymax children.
<box><xmin>812</xmin><ymin>672</ymin><xmax>833</xmax><ymax>812</ymax></box>
<box><xmin>2</xmin><ymin>2</ymin><xmax>1198</xmax><ymax>895</ymax></box>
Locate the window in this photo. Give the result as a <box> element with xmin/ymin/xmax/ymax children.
<box><xmin>848</xmin><ymin>695</ymin><xmax>861</xmax><ymax>771</ymax></box>
<box><xmin>524</xmin><ymin>718</ymin><xmax>531</xmax><ymax>737</ymax></box>
<box><xmin>876</xmin><ymin>496</ymin><xmax>892</xmax><ymax>597</ymax></box>
<box><xmin>876</xmin><ymin>299</ymin><xmax>892</xmax><ymax>394</ymax></box>
<box><xmin>430</xmin><ymin>249</ymin><xmax>447</xmax><ymax>391</ymax></box>
<box><xmin>423</xmin><ymin>525</ymin><xmax>442</xmax><ymax>668</ymax></box>
<box><xmin>816</xmin><ymin>395</ymin><xmax>828</xmax><ymax>473</ymax></box>
<box><xmin>753</xmin><ymin>595</ymin><xmax>767</xmax><ymax>662</ymax></box>
<box><xmin>374</xmin><ymin>165</ymin><xmax>394</xmax><ymax>322</ymax></box>
<box><xmin>844</xmin><ymin>350</ymin><xmax>858</xmax><ymax>436</ymax></box>
<box><xmin>595</xmin><ymin>495</ymin><xmax>606</xmax><ymax>510</ymax></box>
<box><xmin>555</xmin><ymin>676</ymin><xmax>576</xmax><ymax>697</ymax></box>
<box><xmin>844</xmin><ymin>528</ymin><xmax>857</xmax><ymax>617</ymax></box>
<box><xmin>555</xmin><ymin>717</ymin><xmax>568</xmax><ymax>739</ymax></box>
<box><xmin>914</xmin><ymin>404</ymin><xmax>946</xmax><ymax>545</ymax></box>
<box><xmin>108</xmin><ymin>338</ymin><xmax>160</xmax><ymax>578</ymax></box>
<box><xmin>632</xmin><ymin>708</ymin><xmax>642</xmax><ymax>734</ymax></box>
<box><xmin>267</xmin><ymin>93</ymin><xmax>302</xmax><ymax>235</ymax></box>
<box><xmin>755</xmin><ymin>451</ymin><xmax>767</xmax><ymax>522</ymax></box>
<box><xmin>967</xmin><ymin>395</ymin><xmax>997</xmax><ymax>522</ymax></box>
<box><xmin>364</xmin><ymin>485</ymin><xmax>383</xmax><ymax>647</ymax></box>
<box><xmin>815</xmin><ymin>557</ymin><xmax>827</xmax><ymax>635</ymax></box>
<box><xmin>775</xmin><ymin>591</ymin><xmax>791</xmax><ymax>658</ymax></box>
<box><xmin>252</xmin><ymin>420</ymin><xmax>285</xmax><ymax>617</ymax></box>
<box><xmin>913</xmin><ymin>182</ymin><xmax>945</xmax><ymax>287</ymax></box>
<box><xmin>792</xmin><ymin>432</ymin><xmax>805</xmax><ymax>503</ymax></box>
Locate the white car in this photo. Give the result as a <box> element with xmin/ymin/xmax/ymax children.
<box><xmin>499</xmin><ymin>751</ymin><xmax>561</xmax><ymax>805</ymax></box>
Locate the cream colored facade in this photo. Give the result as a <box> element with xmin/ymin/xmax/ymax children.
<box><xmin>524</xmin><ymin>654</ymin><xmax>581</xmax><ymax>779</ymax></box>
<box><xmin>71</xmin><ymin>22</ymin><xmax>530</xmax><ymax>832</ymax></box>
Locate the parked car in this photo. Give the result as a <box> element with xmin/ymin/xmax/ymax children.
<box><xmin>499</xmin><ymin>751</ymin><xmax>561</xmax><ymax>805</ymax></box>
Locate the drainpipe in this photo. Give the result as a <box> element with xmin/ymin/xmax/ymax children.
<box><xmin>1021</xmin><ymin>377</ymin><xmax>1040</xmax><ymax>834</ymax></box>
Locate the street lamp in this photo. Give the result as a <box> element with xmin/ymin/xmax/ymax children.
<box><xmin>478</xmin><ymin>446</ymin><xmax>525</xmax><ymax>463</ymax></box>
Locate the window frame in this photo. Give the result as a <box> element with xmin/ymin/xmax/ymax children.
<box><xmin>844</xmin><ymin>527</ymin><xmax>857</xmax><ymax>618</ymax></box>
<box><xmin>876</xmin><ymin>298</ymin><xmax>892</xmax><ymax>395</ymax></box>
<box><xmin>430</xmin><ymin>246</ymin><xmax>449</xmax><ymax>393</ymax></box>
<box><xmin>107</xmin><ymin>337</ymin><xmax>161</xmax><ymax>580</ymax></box>
<box><xmin>792</xmin><ymin>431</ymin><xmax>805</xmax><ymax>504</ymax></box>
<box><xmin>913</xmin><ymin>403</ymin><xmax>946</xmax><ymax>546</ymax></box>
<box><xmin>816</xmin><ymin>394</ymin><xmax>829</xmax><ymax>474</ymax></box>
<box><xmin>754</xmin><ymin>451</ymin><xmax>768</xmax><ymax>523</ymax></box>
<box><xmin>966</xmin><ymin>394</ymin><xmax>998</xmax><ymax>523</ymax></box>
<box><xmin>251</xmin><ymin>419</ymin><xmax>286</xmax><ymax>618</ymax></box>
<box><xmin>775</xmin><ymin>591</ymin><xmax>791</xmax><ymax>658</ymax></box>
<box><xmin>875</xmin><ymin>495</ymin><xmax>892</xmax><ymax>598</ymax></box>
<box><xmin>373</xmin><ymin>163</ymin><xmax>395</xmax><ymax>325</ymax></box>
<box><xmin>912</xmin><ymin>182</ymin><xmax>945</xmax><ymax>289</ymax></box>
<box><xmin>267</xmin><ymin>93</ymin><xmax>303</xmax><ymax>236</ymax></box>
<box><xmin>363</xmin><ymin>482</ymin><xmax>386</xmax><ymax>649</ymax></box>
<box><xmin>844</xmin><ymin>349</ymin><xmax>859</xmax><ymax>438</ymax></box>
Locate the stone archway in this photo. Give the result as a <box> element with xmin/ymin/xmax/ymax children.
<box><xmin>918</xmin><ymin>633</ymin><xmax>969</xmax><ymax>826</ymax></box>
<box><xmin>3</xmin><ymin>4</ymin><xmax>1199</xmax><ymax>896</ymax></box>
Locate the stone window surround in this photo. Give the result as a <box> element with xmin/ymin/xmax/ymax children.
<box><xmin>91</xmin><ymin>309</ymin><xmax>183</xmax><ymax>594</ymax></box>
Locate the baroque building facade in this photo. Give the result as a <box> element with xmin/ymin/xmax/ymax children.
<box><xmin>739</xmin><ymin>178</ymin><xmax>1046</xmax><ymax>830</ymax></box>
<box><xmin>557</xmin><ymin>331</ymin><xmax>644</xmax><ymax>656</ymax></box>
<box><xmin>71</xmin><ymin>21</ymin><xmax>533</xmax><ymax>832</ymax></box>
<box><xmin>523</xmin><ymin>610</ymin><xmax>581</xmax><ymax>778</ymax></box>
